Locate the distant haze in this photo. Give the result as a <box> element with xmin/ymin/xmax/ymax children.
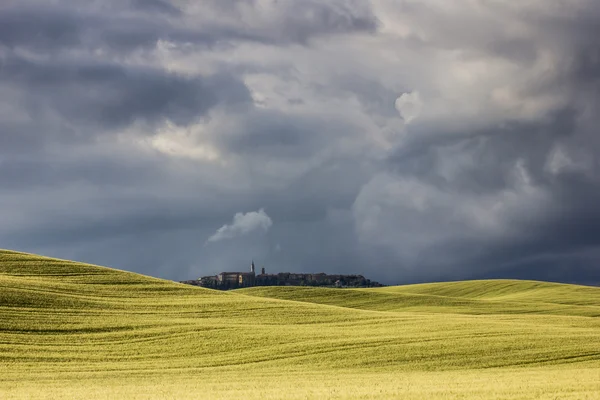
<box><xmin>1</xmin><ymin>0</ymin><xmax>599</xmax><ymax>285</ymax></box>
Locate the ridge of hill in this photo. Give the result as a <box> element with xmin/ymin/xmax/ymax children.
<box><xmin>2</xmin><ymin>249</ymin><xmax>600</xmax><ymax>399</ymax></box>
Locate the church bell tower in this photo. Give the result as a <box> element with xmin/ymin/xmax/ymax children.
<box><xmin>250</xmin><ymin>260</ymin><xmax>256</xmax><ymax>274</ymax></box>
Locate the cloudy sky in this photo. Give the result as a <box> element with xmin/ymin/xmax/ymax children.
<box><xmin>1</xmin><ymin>0</ymin><xmax>599</xmax><ymax>284</ymax></box>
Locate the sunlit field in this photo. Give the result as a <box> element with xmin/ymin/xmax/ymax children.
<box><xmin>1</xmin><ymin>249</ymin><xmax>599</xmax><ymax>399</ymax></box>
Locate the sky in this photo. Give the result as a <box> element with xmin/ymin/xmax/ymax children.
<box><xmin>1</xmin><ymin>0</ymin><xmax>599</xmax><ymax>285</ymax></box>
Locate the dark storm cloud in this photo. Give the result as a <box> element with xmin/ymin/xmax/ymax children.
<box><xmin>349</xmin><ymin>3</ymin><xmax>600</xmax><ymax>283</ymax></box>
<box><xmin>0</xmin><ymin>149</ymin><xmax>160</xmax><ymax>190</ymax></box>
<box><xmin>213</xmin><ymin>109</ymin><xmax>363</xmax><ymax>159</ymax></box>
<box><xmin>362</xmin><ymin>113</ymin><xmax>600</xmax><ymax>283</ymax></box>
<box><xmin>0</xmin><ymin>5</ymin><xmax>169</xmax><ymax>51</ymax></box>
<box><xmin>1</xmin><ymin>0</ymin><xmax>599</xmax><ymax>285</ymax></box>
<box><xmin>0</xmin><ymin>54</ymin><xmax>251</xmax><ymax>151</ymax></box>
<box><xmin>435</xmin><ymin>187</ymin><xmax>600</xmax><ymax>284</ymax></box>
<box><xmin>388</xmin><ymin>107</ymin><xmax>580</xmax><ymax>191</ymax></box>
<box><xmin>197</xmin><ymin>0</ymin><xmax>379</xmax><ymax>43</ymax></box>
<box><xmin>268</xmin><ymin>1</ymin><xmax>378</xmax><ymax>43</ymax></box>
<box><xmin>0</xmin><ymin>0</ymin><xmax>377</xmax><ymax>54</ymax></box>
<box><xmin>0</xmin><ymin>7</ymin><xmax>79</xmax><ymax>49</ymax></box>
<box><xmin>130</xmin><ymin>0</ymin><xmax>183</xmax><ymax>16</ymax></box>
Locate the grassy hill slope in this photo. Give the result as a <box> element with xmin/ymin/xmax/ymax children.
<box><xmin>2</xmin><ymin>250</ymin><xmax>600</xmax><ymax>399</ymax></box>
<box><xmin>239</xmin><ymin>280</ymin><xmax>600</xmax><ymax>317</ymax></box>
<box><xmin>377</xmin><ymin>279</ymin><xmax>600</xmax><ymax>305</ymax></box>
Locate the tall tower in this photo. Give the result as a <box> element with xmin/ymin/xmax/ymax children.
<box><xmin>250</xmin><ymin>260</ymin><xmax>255</xmax><ymax>274</ymax></box>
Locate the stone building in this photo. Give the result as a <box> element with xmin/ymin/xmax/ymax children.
<box><xmin>181</xmin><ymin>261</ymin><xmax>384</xmax><ymax>290</ymax></box>
<box><xmin>213</xmin><ymin>261</ymin><xmax>256</xmax><ymax>289</ymax></box>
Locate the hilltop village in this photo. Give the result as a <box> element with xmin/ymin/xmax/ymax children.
<box><xmin>181</xmin><ymin>261</ymin><xmax>384</xmax><ymax>290</ymax></box>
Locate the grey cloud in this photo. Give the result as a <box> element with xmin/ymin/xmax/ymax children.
<box><xmin>130</xmin><ymin>0</ymin><xmax>182</xmax><ymax>16</ymax></box>
<box><xmin>0</xmin><ymin>6</ymin><xmax>81</xmax><ymax>49</ymax></box>
<box><xmin>0</xmin><ymin>0</ymin><xmax>377</xmax><ymax>55</ymax></box>
<box><xmin>214</xmin><ymin>110</ymin><xmax>358</xmax><ymax>158</ymax></box>
<box><xmin>1</xmin><ymin>54</ymin><xmax>251</xmax><ymax>137</ymax></box>
<box><xmin>366</xmin><ymin>102</ymin><xmax>600</xmax><ymax>281</ymax></box>
<box><xmin>1</xmin><ymin>0</ymin><xmax>600</xmax><ymax>285</ymax></box>
<box><xmin>0</xmin><ymin>5</ymin><xmax>167</xmax><ymax>51</ymax></box>
<box><xmin>362</xmin><ymin>3</ymin><xmax>600</xmax><ymax>281</ymax></box>
<box><xmin>314</xmin><ymin>74</ymin><xmax>403</xmax><ymax>118</ymax></box>
<box><xmin>270</xmin><ymin>0</ymin><xmax>378</xmax><ymax>43</ymax></box>
<box><xmin>0</xmin><ymin>149</ymin><xmax>160</xmax><ymax>190</ymax></box>
<box><xmin>388</xmin><ymin>107</ymin><xmax>581</xmax><ymax>191</ymax></box>
<box><xmin>194</xmin><ymin>0</ymin><xmax>378</xmax><ymax>43</ymax></box>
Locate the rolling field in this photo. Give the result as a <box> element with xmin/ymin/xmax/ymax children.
<box><xmin>1</xmin><ymin>249</ymin><xmax>600</xmax><ymax>399</ymax></box>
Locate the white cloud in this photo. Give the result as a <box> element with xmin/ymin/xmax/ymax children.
<box><xmin>206</xmin><ymin>208</ymin><xmax>273</xmax><ymax>243</ymax></box>
<box><xmin>395</xmin><ymin>91</ymin><xmax>423</xmax><ymax>123</ymax></box>
<box><xmin>146</xmin><ymin>120</ymin><xmax>222</xmax><ymax>162</ymax></box>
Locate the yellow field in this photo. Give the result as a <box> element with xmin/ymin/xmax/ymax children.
<box><xmin>1</xmin><ymin>249</ymin><xmax>599</xmax><ymax>399</ymax></box>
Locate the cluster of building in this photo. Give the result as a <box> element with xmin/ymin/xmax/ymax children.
<box><xmin>180</xmin><ymin>261</ymin><xmax>384</xmax><ymax>290</ymax></box>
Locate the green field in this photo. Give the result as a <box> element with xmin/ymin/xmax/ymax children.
<box><xmin>1</xmin><ymin>250</ymin><xmax>599</xmax><ymax>399</ymax></box>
